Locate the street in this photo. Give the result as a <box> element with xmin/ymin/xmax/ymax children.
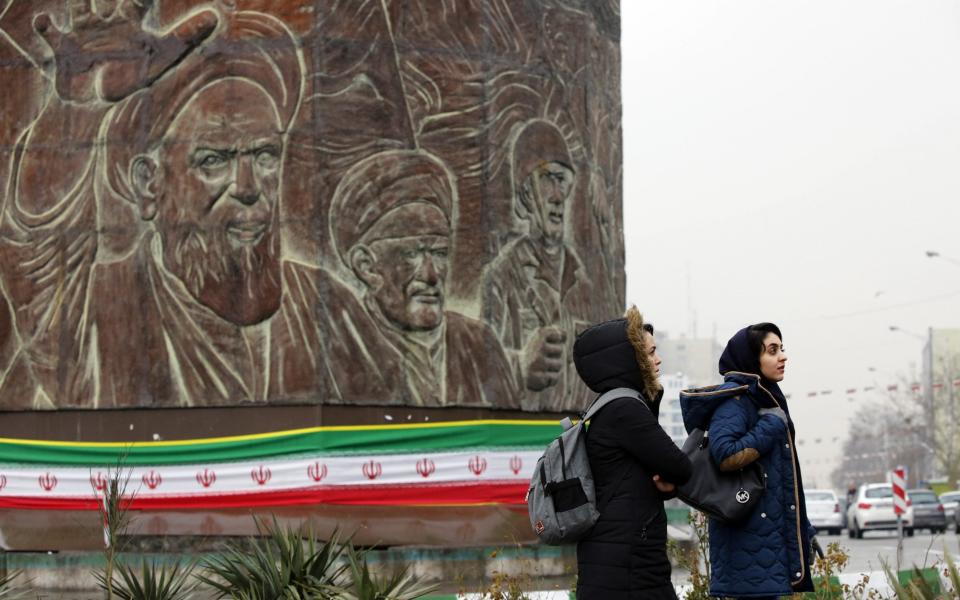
<box><xmin>670</xmin><ymin>529</ymin><xmax>960</xmax><ymax>595</ymax></box>
<box><xmin>818</xmin><ymin>530</ymin><xmax>960</xmax><ymax>575</ymax></box>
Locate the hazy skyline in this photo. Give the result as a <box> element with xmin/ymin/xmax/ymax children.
<box><xmin>622</xmin><ymin>1</ymin><xmax>960</xmax><ymax>486</ymax></box>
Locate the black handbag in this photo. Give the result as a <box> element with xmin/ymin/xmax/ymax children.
<box><xmin>676</xmin><ymin>428</ymin><xmax>766</xmax><ymax>523</ymax></box>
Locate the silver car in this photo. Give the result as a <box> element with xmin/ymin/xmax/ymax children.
<box><xmin>806</xmin><ymin>488</ymin><xmax>844</xmax><ymax>535</ymax></box>
<box><xmin>939</xmin><ymin>491</ymin><xmax>960</xmax><ymax>529</ymax></box>
<box><xmin>908</xmin><ymin>489</ymin><xmax>947</xmax><ymax>534</ymax></box>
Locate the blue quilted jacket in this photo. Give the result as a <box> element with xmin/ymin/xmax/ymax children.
<box><xmin>680</xmin><ymin>372</ymin><xmax>815</xmax><ymax>598</ymax></box>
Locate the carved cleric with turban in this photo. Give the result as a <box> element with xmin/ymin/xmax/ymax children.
<box><xmin>483</xmin><ymin>119</ymin><xmax>591</xmax><ymax>413</ymax></box>
<box><xmin>330</xmin><ymin>150</ymin><xmax>519</xmax><ymax>408</ymax></box>
<box><xmin>0</xmin><ymin>6</ymin><xmax>391</xmax><ymax>408</ymax></box>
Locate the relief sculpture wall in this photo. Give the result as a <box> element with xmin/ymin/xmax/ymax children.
<box><xmin>0</xmin><ymin>0</ymin><xmax>624</xmax><ymax>414</ymax></box>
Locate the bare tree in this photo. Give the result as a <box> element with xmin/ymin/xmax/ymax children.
<box><xmin>832</xmin><ymin>390</ymin><xmax>927</xmax><ymax>490</ymax></box>
<box><xmin>931</xmin><ymin>352</ymin><xmax>960</xmax><ymax>486</ymax></box>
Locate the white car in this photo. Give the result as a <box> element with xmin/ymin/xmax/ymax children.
<box><xmin>805</xmin><ymin>489</ymin><xmax>844</xmax><ymax>535</ymax></box>
<box><xmin>846</xmin><ymin>483</ymin><xmax>914</xmax><ymax>539</ymax></box>
<box><xmin>938</xmin><ymin>490</ymin><xmax>960</xmax><ymax>528</ymax></box>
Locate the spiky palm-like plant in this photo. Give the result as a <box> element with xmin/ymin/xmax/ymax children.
<box><xmin>331</xmin><ymin>546</ymin><xmax>436</xmax><ymax>600</ymax></box>
<box><xmin>883</xmin><ymin>552</ymin><xmax>960</xmax><ymax>599</ymax></box>
<box><xmin>95</xmin><ymin>559</ymin><xmax>198</xmax><ymax>600</ymax></box>
<box><xmin>95</xmin><ymin>458</ymin><xmax>136</xmax><ymax>600</ymax></box>
<box><xmin>0</xmin><ymin>571</ymin><xmax>30</xmax><ymax>600</ymax></box>
<box><xmin>197</xmin><ymin>519</ymin><xmax>348</xmax><ymax>599</ymax></box>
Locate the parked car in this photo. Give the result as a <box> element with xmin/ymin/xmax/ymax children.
<box><xmin>846</xmin><ymin>483</ymin><xmax>914</xmax><ymax>539</ymax></box>
<box><xmin>939</xmin><ymin>490</ymin><xmax>960</xmax><ymax>529</ymax></box>
<box><xmin>907</xmin><ymin>489</ymin><xmax>946</xmax><ymax>534</ymax></box>
<box><xmin>805</xmin><ymin>488</ymin><xmax>844</xmax><ymax>535</ymax></box>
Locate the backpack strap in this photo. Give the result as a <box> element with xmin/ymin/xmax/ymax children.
<box><xmin>580</xmin><ymin>387</ymin><xmax>649</xmax><ymax>512</ymax></box>
<box><xmin>581</xmin><ymin>387</ymin><xmax>646</xmax><ymax>421</ymax></box>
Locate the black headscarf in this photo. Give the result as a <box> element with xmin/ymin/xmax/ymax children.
<box><xmin>718</xmin><ymin>325</ymin><xmax>789</xmax><ymax>412</ymax></box>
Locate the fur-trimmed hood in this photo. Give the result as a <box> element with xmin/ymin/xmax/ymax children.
<box><xmin>572</xmin><ymin>312</ymin><xmax>661</xmax><ymax>403</ymax></box>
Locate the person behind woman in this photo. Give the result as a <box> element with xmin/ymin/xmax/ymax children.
<box><xmin>679</xmin><ymin>323</ymin><xmax>815</xmax><ymax>599</ymax></box>
<box><xmin>572</xmin><ymin>307</ymin><xmax>693</xmax><ymax>600</ymax></box>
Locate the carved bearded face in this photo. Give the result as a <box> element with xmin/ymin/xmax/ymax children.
<box><xmin>154</xmin><ymin>79</ymin><xmax>283</xmax><ymax>325</ymax></box>
<box><xmin>366</xmin><ymin>232</ymin><xmax>450</xmax><ymax>332</ymax></box>
<box><xmin>352</xmin><ymin>201</ymin><xmax>451</xmax><ymax>333</ymax></box>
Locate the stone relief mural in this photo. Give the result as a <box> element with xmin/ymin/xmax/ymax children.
<box><xmin>0</xmin><ymin>0</ymin><xmax>624</xmax><ymax>412</ymax></box>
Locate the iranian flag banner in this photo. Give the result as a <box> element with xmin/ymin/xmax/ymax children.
<box><xmin>0</xmin><ymin>420</ymin><xmax>559</xmax><ymax>510</ymax></box>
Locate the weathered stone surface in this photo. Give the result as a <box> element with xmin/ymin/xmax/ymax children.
<box><xmin>0</xmin><ymin>0</ymin><xmax>623</xmax><ymax>413</ymax></box>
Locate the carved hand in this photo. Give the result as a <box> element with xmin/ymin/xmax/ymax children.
<box><xmin>523</xmin><ymin>326</ymin><xmax>567</xmax><ymax>391</ymax></box>
<box><xmin>33</xmin><ymin>0</ymin><xmax>218</xmax><ymax>102</ymax></box>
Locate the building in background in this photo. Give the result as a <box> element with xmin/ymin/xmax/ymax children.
<box><xmin>922</xmin><ymin>328</ymin><xmax>960</xmax><ymax>485</ymax></box>
<box><xmin>659</xmin><ymin>373</ymin><xmax>690</xmax><ymax>447</ymax></box>
<box><xmin>656</xmin><ymin>334</ymin><xmax>723</xmax><ymax>388</ymax></box>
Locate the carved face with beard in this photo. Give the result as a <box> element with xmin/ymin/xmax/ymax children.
<box><xmin>136</xmin><ymin>78</ymin><xmax>284</xmax><ymax>325</ymax></box>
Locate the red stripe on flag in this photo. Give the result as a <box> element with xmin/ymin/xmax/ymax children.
<box><xmin>0</xmin><ymin>482</ymin><xmax>530</xmax><ymax>511</ymax></box>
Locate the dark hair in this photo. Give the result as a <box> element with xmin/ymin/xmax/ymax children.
<box><xmin>643</xmin><ymin>323</ymin><xmax>654</xmax><ymax>335</ymax></box>
<box><xmin>747</xmin><ymin>322</ymin><xmax>782</xmax><ymax>358</ymax></box>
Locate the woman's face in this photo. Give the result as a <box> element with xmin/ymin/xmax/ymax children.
<box><xmin>643</xmin><ymin>330</ymin><xmax>662</xmax><ymax>376</ymax></box>
<box><xmin>759</xmin><ymin>332</ymin><xmax>787</xmax><ymax>382</ymax></box>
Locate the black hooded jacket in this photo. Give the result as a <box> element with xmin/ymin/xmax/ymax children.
<box><xmin>572</xmin><ymin>317</ymin><xmax>692</xmax><ymax>600</ymax></box>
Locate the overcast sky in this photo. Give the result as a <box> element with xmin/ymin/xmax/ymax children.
<box><xmin>621</xmin><ymin>1</ymin><xmax>960</xmax><ymax>486</ymax></box>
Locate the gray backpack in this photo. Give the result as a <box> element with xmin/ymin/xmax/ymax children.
<box><xmin>526</xmin><ymin>387</ymin><xmax>644</xmax><ymax>544</ymax></box>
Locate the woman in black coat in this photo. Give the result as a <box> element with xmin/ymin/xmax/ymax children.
<box><xmin>572</xmin><ymin>308</ymin><xmax>693</xmax><ymax>600</ymax></box>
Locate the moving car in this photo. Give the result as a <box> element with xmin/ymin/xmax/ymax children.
<box><xmin>846</xmin><ymin>483</ymin><xmax>913</xmax><ymax>539</ymax></box>
<box><xmin>939</xmin><ymin>490</ymin><xmax>960</xmax><ymax>529</ymax></box>
<box><xmin>907</xmin><ymin>489</ymin><xmax>946</xmax><ymax>534</ymax></box>
<box><xmin>805</xmin><ymin>488</ymin><xmax>844</xmax><ymax>535</ymax></box>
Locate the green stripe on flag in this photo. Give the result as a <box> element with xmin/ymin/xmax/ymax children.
<box><xmin>0</xmin><ymin>421</ymin><xmax>561</xmax><ymax>466</ymax></box>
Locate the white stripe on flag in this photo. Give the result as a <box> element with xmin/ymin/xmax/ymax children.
<box><xmin>0</xmin><ymin>450</ymin><xmax>542</xmax><ymax>499</ymax></box>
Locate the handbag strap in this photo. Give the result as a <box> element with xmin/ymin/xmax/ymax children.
<box><xmin>581</xmin><ymin>387</ymin><xmax>649</xmax><ymax>511</ymax></box>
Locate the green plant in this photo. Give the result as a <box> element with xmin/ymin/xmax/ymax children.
<box><xmin>943</xmin><ymin>552</ymin><xmax>960</xmax><ymax>599</ymax></box>
<box><xmin>668</xmin><ymin>510</ymin><xmax>710</xmax><ymax>600</ymax></box>
<box><xmin>95</xmin><ymin>457</ymin><xmax>136</xmax><ymax>600</ymax></box>
<box><xmin>811</xmin><ymin>541</ymin><xmax>849</xmax><ymax>599</ymax></box>
<box><xmin>332</xmin><ymin>545</ymin><xmax>436</xmax><ymax>600</ymax></box>
<box><xmin>463</xmin><ymin>568</ymin><xmax>529</xmax><ymax>600</ymax></box>
<box><xmin>881</xmin><ymin>554</ymin><xmax>959</xmax><ymax>600</ymax></box>
<box><xmin>0</xmin><ymin>571</ymin><xmax>30</xmax><ymax>600</ymax></box>
<box><xmin>95</xmin><ymin>559</ymin><xmax>198</xmax><ymax>600</ymax></box>
<box><xmin>197</xmin><ymin>518</ymin><xmax>348</xmax><ymax>599</ymax></box>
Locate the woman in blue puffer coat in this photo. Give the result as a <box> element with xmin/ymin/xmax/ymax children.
<box><xmin>679</xmin><ymin>323</ymin><xmax>815</xmax><ymax>599</ymax></box>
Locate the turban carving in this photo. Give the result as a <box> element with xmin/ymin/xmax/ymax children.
<box><xmin>329</xmin><ymin>149</ymin><xmax>457</xmax><ymax>264</ymax></box>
